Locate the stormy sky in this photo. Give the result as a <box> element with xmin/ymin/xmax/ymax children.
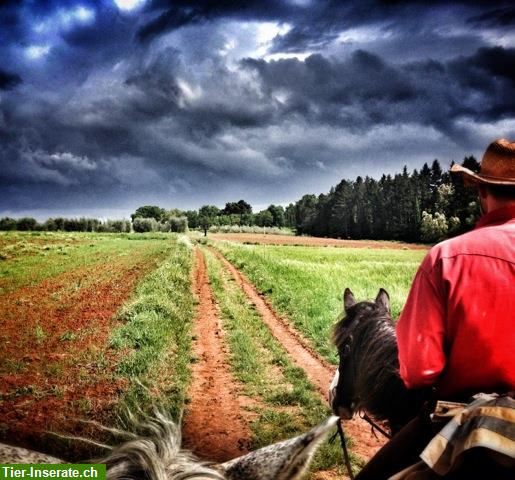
<box><xmin>1</xmin><ymin>1</ymin><xmax>514</xmax><ymax>219</ymax></box>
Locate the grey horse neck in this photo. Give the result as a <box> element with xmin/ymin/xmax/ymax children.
<box><xmin>0</xmin><ymin>413</ymin><xmax>339</xmax><ymax>480</ymax></box>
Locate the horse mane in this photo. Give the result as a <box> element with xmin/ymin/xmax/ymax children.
<box><xmin>89</xmin><ymin>411</ymin><xmax>225</xmax><ymax>480</ymax></box>
<box><xmin>333</xmin><ymin>301</ymin><xmax>425</xmax><ymax>429</ymax></box>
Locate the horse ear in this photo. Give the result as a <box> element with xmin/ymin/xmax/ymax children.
<box><xmin>221</xmin><ymin>416</ymin><xmax>338</xmax><ymax>480</ymax></box>
<box><xmin>343</xmin><ymin>288</ymin><xmax>356</xmax><ymax>312</ymax></box>
<box><xmin>375</xmin><ymin>288</ymin><xmax>390</xmax><ymax>313</ymax></box>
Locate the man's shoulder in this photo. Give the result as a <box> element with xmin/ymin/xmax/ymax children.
<box><xmin>423</xmin><ymin>223</ymin><xmax>514</xmax><ymax>270</ymax></box>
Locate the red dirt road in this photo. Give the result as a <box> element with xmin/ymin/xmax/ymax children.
<box><xmin>211</xmin><ymin>247</ymin><xmax>386</xmax><ymax>461</ymax></box>
<box><xmin>182</xmin><ymin>249</ymin><xmax>253</xmax><ymax>462</ymax></box>
<box><xmin>209</xmin><ymin>233</ymin><xmax>427</xmax><ymax>250</ymax></box>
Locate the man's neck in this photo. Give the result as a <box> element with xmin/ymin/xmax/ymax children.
<box><xmin>484</xmin><ymin>197</ymin><xmax>515</xmax><ymax>214</ymax></box>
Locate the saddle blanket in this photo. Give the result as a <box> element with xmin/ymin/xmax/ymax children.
<box><xmin>420</xmin><ymin>393</ymin><xmax>515</xmax><ymax>475</ymax></box>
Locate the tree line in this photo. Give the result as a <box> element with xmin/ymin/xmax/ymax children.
<box><xmin>286</xmin><ymin>156</ymin><xmax>481</xmax><ymax>243</ymax></box>
<box><xmin>0</xmin><ymin>156</ymin><xmax>481</xmax><ymax>243</ymax></box>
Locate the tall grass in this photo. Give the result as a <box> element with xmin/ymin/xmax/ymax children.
<box><xmin>213</xmin><ymin>242</ymin><xmax>427</xmax><ymax>363</ymax></box>
<box><xmin>110</xmin><ymin>236</ymin><xmax>195</xmax><ymax>419</ymax></box>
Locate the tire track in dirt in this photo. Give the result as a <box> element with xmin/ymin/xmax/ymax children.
<box><xmin>210</xmin><ymin>247</ymin><xmax>386</xmax><ymax>461</ymax></box>
<box><xmin>181</xmin><ymin>248</ymin><xmax>252</xmax><ymax>462</ymax></box>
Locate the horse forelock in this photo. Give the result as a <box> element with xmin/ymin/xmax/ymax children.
<box><xmin>333</xmin><ymin>301</ymin><xmax>394</xmax><ymax>352</ymax></box>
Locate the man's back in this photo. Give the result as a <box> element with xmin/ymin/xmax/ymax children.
<box><xmin>397</xmin><ymin>205</ymin><xmax>515</xmax><ymax>399</ymax></box>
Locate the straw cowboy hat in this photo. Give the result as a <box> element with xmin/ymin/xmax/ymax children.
<box><xmin>451</xmin><ymin>138</ymin><xmax>515</xmax><ymax>186</ymax></box>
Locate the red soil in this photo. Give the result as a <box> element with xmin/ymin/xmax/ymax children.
<box><xmin>209</xmin><ymin>233</ymin><xmax>427</xmax><ymax>250</ymax></box>
<box><xmin>211</xmin><ymin>247</ymin><xmax>386</xmax><ymax>462</ymax></box>
<box><xmin>182</xmin><ymin>249</ymin><xmax>253</xmax><ymax>462</ymax></box>
<box><xmin>0</xmin><ymin>251</ymin><xmax>162</xmax><ymax>458</ymax></box>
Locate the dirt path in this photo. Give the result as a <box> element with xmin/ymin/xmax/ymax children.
<box><xmin>182</xmin><ymin>248</ymin><xmax>252</xmax><ymax>462</ymax></box>
<box><xmin>211</xmin><ymin>247</ymin><xmax>386</xmax><ymax>461</ymax></box>
<box><xmin>209</xmin><ymin>233</ymin><xmax>428</xmax><ymax>250</ymax></box>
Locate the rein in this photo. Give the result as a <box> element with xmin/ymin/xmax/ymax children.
<box><xmin>360</xmin><ymin>412</ymin><xmax>392</xmax><ymax>440</ymax></box>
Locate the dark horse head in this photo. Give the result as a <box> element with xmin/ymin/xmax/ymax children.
<box><xmin>331</xmin><ymin>288</ymin><xmax>426</xmax><ymax>433</ymax></box>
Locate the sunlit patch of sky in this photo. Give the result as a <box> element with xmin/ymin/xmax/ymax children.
<box><xmin>25</xmin><ymin>45</ymin><xmax>51</xmax><ymax>60</ymax></box>
<box><xmin>33</xmin><ymin>5</ymin><xmax>95</xmax><ymax>34</ymax></box>
<box><xmin>114</xmin><ymin>0</ymin><xmax>146</xmax><ymax>11</ymax></box>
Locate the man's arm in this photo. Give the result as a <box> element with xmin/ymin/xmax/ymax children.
<box><xmin>396</xmin><ymin>261</ymin><xmax>447</xmax><ymax>389</ymax></box>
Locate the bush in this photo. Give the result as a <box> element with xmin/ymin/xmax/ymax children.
<box><xmin>0</xmin><ymin>217</ymin><xmax>17</xmax><ymax>231</ymax></box>
<box><xmin>157</xmin><ymin>221</ymin><xmax>170</xmax><ymax>232</ymax></box>
<box><xmin>132</xmin><ymin>217</ymin><xmax>158</xmax><ymax>233</ymax></box>
<box><xmin>16</xmin><ymin>217</ymin><xmax>38</xmax><ymax>231</ymax></box>
<box><xmin>170</xmin><ymin>216</ymin><xmax>188</xmax><ymax>233</ymax></box>
<box><xmin>103</xmin><ymin>220</ymin><xmax>131</xmax><ymax>233</ymax></box>
<box><xmin>420</xmin><ymin>211</ymin><xmax>448</xmax><ymax>243</ymax></box>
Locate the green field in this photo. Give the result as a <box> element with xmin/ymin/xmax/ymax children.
<box><xmin>1</xmin><ymin>231</ymin><xmax>428</xmax><ymax>474</ymax></box>
<box><xmin>0</xmin><ymin>231</ymin><xmax>195</xmax><ymax>458</ymax></box>
<box><xmin>212</xmin><ymin>240</ymin><xmax>427</xmax><ymax>362</ymax></box>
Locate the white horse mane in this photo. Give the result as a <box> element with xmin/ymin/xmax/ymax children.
<box><xmin>0</xmin><ymin>411</ymin><xmax>339</xmax><ymax>480</ymax></box>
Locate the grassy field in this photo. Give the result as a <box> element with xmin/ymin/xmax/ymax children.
<box><xmin>0</xmin><ymin>231</ymin><xmax>195</xmax><ymax>458</ymax></box>
<box><xmin>0</xmin><ymin>231</ymin><xmax>177</xmax><ymax>293</ymax></box>
<box><xmin>212</xmin><ymin>240</ymin><xmax>427</xmax><ymax>363</ymax></box>
<box><xmin>2</xmin><ymin>230</ymin><xmax>427</xmax><ymax>474</ymax></box>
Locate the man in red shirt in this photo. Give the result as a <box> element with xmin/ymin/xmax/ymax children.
<box><xmin>354</xmin><ymin>138</ymin><xmax>515</xmax><ymax>479</ymax></box>
<box><xmin>397</xmin><ymin>138</ymin><xmax>515</xmax><ymax>400</ymax></box>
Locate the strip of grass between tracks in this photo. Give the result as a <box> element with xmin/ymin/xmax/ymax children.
<box><xmin>109</xmin><ymin>235</ymin><xmax>195</xmax><ymax>420</ymax></box>
<box><xmin>202</xmin><ymin>246</ymin><xmax>360</xmax><ymax>475</ymax></box>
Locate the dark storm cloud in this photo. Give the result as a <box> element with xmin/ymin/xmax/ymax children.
<box><xmin>138</xmin><ymin>1</ymin><xmax>514</xmax><ymax>53</ymax></box>
<box><xmin>241</xmin><ymin>46</ymin><xmax>515</xmax><ymax>139</ymax></box>
<box><xmin>467</xmin><ymin>6</ymin><xmax>515</xmax><ymax>27</ymax></box>
<box><xmin>137</xmin><ymin>0</ymin><xmax>295</xmax><ymax>42</ymax></box>
<box><xmin>0</xmin><ymin>69</ymin><xmax>22</xmax><ymax>90</ymax></box>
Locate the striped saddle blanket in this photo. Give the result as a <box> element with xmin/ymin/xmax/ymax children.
<box><xmin>390</xmin><ymin>393</ymin><xmax>515</xmax><ymax>479</ymax></box>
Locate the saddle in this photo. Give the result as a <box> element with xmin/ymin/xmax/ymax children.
<box><xmin>389</xmin><ymin>393</ymin><xmax>515</xmax><ymax>479</ymax></box>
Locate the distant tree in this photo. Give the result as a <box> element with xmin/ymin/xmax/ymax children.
<box><xmin>329</xmin><ymin>180</ymin><xmax>352</xmax><ymax>238</ymax></box>
<box><xmin>266</xmin><ymin>205</ymin><xmax>285</xmax><ymax>227</ymax></box>
<box><xmin>241</xmin><ymin>212</ymin><xmax>254</xmax><ymax>226</ymax></box>
<box><xmin>255</xmin><ymin>210</ymin><xmax>273</xmax><ymax>227</ymax></box>
<box><xmin>0</xmin><ymin>217</ymin><xmax>17</xmax><ymax>230</ymax></box>
<box><xmin>222</xmin><ymin>200</ymin><xmax>252</xmax><ymax>215</ymax></box>
<box><xmin>449</xmin><ymin>156</ymin><xmax>481</xmax><ymax>234</ymax></box>
<box><xmin>53</xmin><ymin>218</ymin><xmax>66</xmax><ymax>231</ymax></box>
<box><xmin>131</xmin><ymin>205</ymin><xmax>165</xmax><ymax>222</ymax></box>
<box><xmin>44</xmin><ymin>218</ymin><xmax>58</xmax><ymax>231</ymax></box>
<box><xmin>295</xmin><ymin>194</ymin><xmax>318</xmax><ymax>234</ymax></box>
<box><xmin>198</xmin><ymin>205</ymin><xmax>220</xmax><ymax>236</ymax></box>
<box><xmin>284</xmin><ymin>203</ymin><xmax>296</xmax><ymax>228</ymax></box>
<box><xmin>157</xmin><ymin>221</ymin><xmax>171</xmax><ymax>232</ymax></box>
<box><xmin>184</xmin><ymin>210</ymin><xmax>199</xmax><ymax>229</ymax></box>
<box><xmin>199</xmin><ymin>205</ymin><xmax>220</xmax><ymax>218</ymax></box>
<box><xmin>16</xmin><ymin>217</ymin><xmax>37</xmax><ymax>231</ymax></box>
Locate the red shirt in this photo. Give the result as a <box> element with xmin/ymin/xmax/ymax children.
<box><xmin>397</xmin><ymin>205</ymin><xmax>515</xmax><ymax>399</ymax></box>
